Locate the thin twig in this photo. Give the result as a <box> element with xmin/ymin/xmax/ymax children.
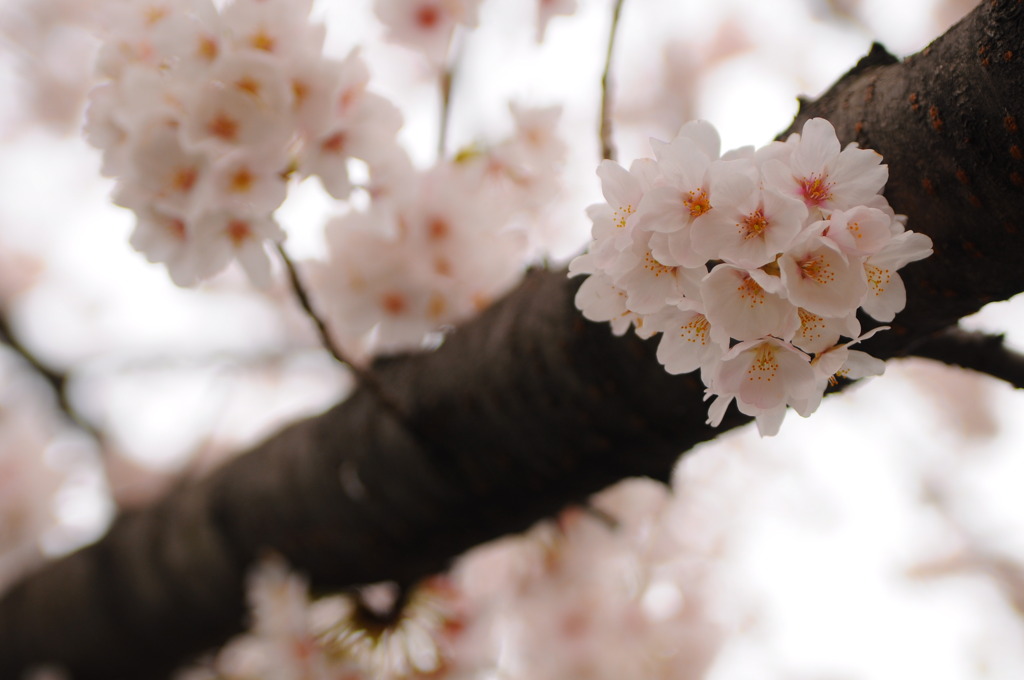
<box><xmin>439</xmin><ymin>66</ymin><xmax>456</xmax><ymax>160</ymax></box>
<box><xmin>908</xmin><ymin>327</ymin><xmax>1024</xmax><ymax>389</ymax></box>
<box><xmin>275</xmin><ymin>243</ymin><xmax>411</xmax><ymax>420</ymax></box>
<box><xmin>438</xmin><ymin>32</ymin><xmax>462</xmax><ymax>160</ymax></box>
<box><xmin>0</xmin><ymin>309</ymin><xmax>101</xmax><ymax>439</ymax></box>
<box><xmin>599</xmin><ymin>0</ymin><xmax>627</xmax><ymax>162</ymax></box>
<box><xmin>581</xmin><ymin>503</ymin><xmax>620</xmax><ymax>530</ymax></box>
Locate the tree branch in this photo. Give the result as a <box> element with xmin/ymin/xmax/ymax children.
<box><xmin>0</xmin><ymin>307</ymin><xmax>100</xmax><ymax>440</ymax></box>
<box><xmin>909</xmin><ymin>328</ymin><xmax>1024</xmax><ymax>388</ymax></box>
<box><xmin>2</xmin><ymin>1</ymin><xmax>1024</xmax><ymax>678</ymax></box>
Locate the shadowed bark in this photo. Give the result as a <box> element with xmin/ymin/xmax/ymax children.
<box><xmin>1</xmin><ymin>1</ymin><xmax>1023</xmax><ymax>678</ymax></box>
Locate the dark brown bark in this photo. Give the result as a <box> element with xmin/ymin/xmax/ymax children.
<box><xmin>1</xmin><ymin>1</ymin><xmax>1023</xmax><ymax>678</ymax></box>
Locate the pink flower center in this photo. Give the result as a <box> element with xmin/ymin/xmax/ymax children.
<box><xmin>227</xmin><ymin>219</ymin><xmax>252</xmax><ymax>246</ymax></box>
<box><xmin>748</xmin><ymin>344</ymin><xmax>779</xmax><ymax>381</ymax></box>
<box><xmin>229</xmin><ymin>168</ymin><xmax>254</xmax><ymax>194</ymax></box>
<box><xmin>736</xmin><ymin>275</ymin><xmax>766</xmax><ymax>307</ymax></box>
<box><xmin>168</xmin><ymin>218</ymin><xmax>186</xmax><ymax>240</ymax></box>
<box><xmin>678</xmin><ymin>315</ymin><xmax>710</xmax><ymax>345</ymax></box>
<box><xmin>865</xmin><ymin>263</ymin><xmax>891</xmax><ymax>294</ymax></box>
<box><xmin>234</xmin><ymin>77</ymin><xmax>262</xmax><ymax>97</ymax></box>
<box><xmin>197</xmin><ymin>35</ymin><xmax>219</xmax><ymax>62</ymax></box>
<box><xmin>642</xmin><ymin>250</ymin><xmax>674</xmax><ymax>277</ymax></box>
<box><xmin>249</xmin><ymin>29</ymin><xmax>275</xmax><ymax>53</ymax></box>
<box><xmin>207</xmin><ymin>113</ymin><xmax>239</xmax><ymax>142</ymax></box>
<box><xmin>799</xmin><ymin>174</ymin><xmax>833</xmax><ymax>207</ymax></box>
<box><xmin>797</xmin><ymin>254</ymin><xmax>834</xmax><ymax>284</ymax></box>
<box><xmin>416</xmin><ymin>5</ymin><xmax>441</xmax><ymax>29</ymax></box>
<box><xmin>172</xmin><ymin>167</ymin><xmax>197</xmax><ymax>194</ymax></box>
<box><xmin>684</xmin><ymin>188</ymin><xmax>711</xmax><ymax>218</ymax></box>
<box><xmin>381</xmin><ymin>292</ymin><xmax>408</xmax><ymax>315</ymax></box>
<box><xmin>321</xmin><ymin>132</ymin><xmax>347</xmax><ymax>154</ymax></box>
<box><xmin>427</xmin><ymin>218</ymin><xmax>450</xmax><ymax>241</ymax></box>
<box><xmin>741</xmin><ymin>208</ymin><xmax>769</xmax><ymax>240</ymax></box>
<box><xmin>613</xmin><ymin>204</ymin><xmax>634</xmax><ymax>229</ymax></box>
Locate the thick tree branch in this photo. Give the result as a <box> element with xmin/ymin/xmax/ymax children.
<box><xmin>909</xmin><ymin>328</ymin><xmax>1024</xmax><ymax>388</ymax></box>
<box><xmin>2</xmin><ymin>1</ymin><xmax>1024</xmax><ymax>678</ymax></box>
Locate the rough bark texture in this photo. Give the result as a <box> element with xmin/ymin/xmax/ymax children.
<box><xmin>1</xmin><ymin>1</ymin><xmax>1023</xmax><ymax>678</ymax></box>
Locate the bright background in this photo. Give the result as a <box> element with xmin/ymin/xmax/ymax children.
<box><xmin>4</xmin><ymin>0</ymin><xmax>1024</xmax><ymax>678</ymax></box>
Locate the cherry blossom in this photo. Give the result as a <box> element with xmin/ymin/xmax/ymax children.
<box><xmin>374</xmin><ymin>0</ymin><xmax>483</xmax><ymax>66</ymax></box>
<box><xmin>572</xmin><ymin>117</ymin><xmax>933</xmax><ymax>436</ymax></box>
<box><xmin>632</xmin><ymin>122</ymin><xmax>721</xmax><ymax>268</ymax></box>
<box><xmin>701</xmin><ymin>263</ymin><xmax>799</xmax><ymax>343</ymax></box>
<box><xmin>85</xmin><ymin>0</ymin><xmax>407</xmax><ymax>288</ymax></box>
<box><xmin>762</xmin><ymin>117</ymin><xmax>888</xmax><ymax>214</ymax></box>
<box><xmin>604</xmin><ymin>230</ymin><xmax>705</xmax><ymax>315</ymax></box>
<box><xmin>588</xmin><ymin>158</ymin><xmax>652</xmax><ymax>246</ymax></box>
<box><xmin>778</xmin><ymin>230</ymin><xmax>868</xmax><ymax>317</ymax></box>
<box><xmin>571</xmin><ymin>269</ymin><xmax>643</xmax><ymax>337</ymax></box>
<box><xmin>710</xmin><ymin>337</ymin><xmax>818</xmax><ymax>436</ymax></box>
<box><xmin>822</xmin><ymin>205</ymin><xmax>894</xmax><ymax>256</ymax></box>
<box><xmin>689</xmin><ymin>175</ymin><xmax>807</xmax><ymax>268</ymax></box>
<box><xmin>648</xmin><ymin>303</ymin><xmax>724</xmax><ymax>379</ymax></box>
<box><xmin>861</xmin><ymin>230</ymin><xmax>934</xmax><ymax>321</ymax></box>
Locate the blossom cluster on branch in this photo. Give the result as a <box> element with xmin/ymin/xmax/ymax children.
<box><xmin>308</xmin><ymin>104</ymin><xmax>568</xmax><ymax>358</ymax></box>
<box><xmin>81</xmin><ymin>0</ymin><xmax>574</xmax><ymax>359</ymax></box>
<box><xmin>571</xmin><ymin>118</ymin><xmax>934</xmax><ymax>435</ymax></box>
<box><xmin>85</xmin><ymin>0</ymin><xmax>404</xmax><ymax>287</ymax></box>
<box><xmin>175</xmin><ymin>478</ymin><xmax>722</xmax><ymax>680</ymax></box>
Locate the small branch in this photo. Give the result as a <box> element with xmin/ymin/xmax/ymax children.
<box><xmin>437</xmin><ymin>32</ymin><xmax>463</xmax><ymax>160</ymax></box>
<box><xmin>908</xmin><ymin>327</ymin><xmax>1024</xmax><ymax>388</ymax></box>
<box><xmin>275</xmin><ymin>243</ymin><xmax>411</xmax><ymax>421</ymax></box>
<box><xmin>0</xmin><ymin>309</ymin><xmax>101</xmax><ymax>439</ymax></box>
<box><xmin>579</xmin><ymin>503</ymin><xmax>620</xmax><ymax>530</ymax></box>
<box><xmin>599</xmin><ymin>0</ymin><xmax>627</xmax><ymax>162</ymax></box>
<box><xmin>438</xmin><ymin>66</ymin><xmax>455</xmax><ymax>160</ymax></box>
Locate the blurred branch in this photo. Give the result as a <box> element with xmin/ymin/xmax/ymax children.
<box><xmin>437</xmin><ymin>35</ymin><xmax>462</xmax><ymax>161</ymax></box>
<box><xmin>0</xmin><ymin>308</ymin><xmax>99</xmax><ymax>439</ymax></box>
<box><xmin>911</xmin><ymin>477</ymin><xmax>1024</xmax><ymax>616</ymax></box>
<box><xmin>439</xmin><ymin>65</ymin><xmax>455</xmax><ymax>159</ymax></box>
<box><xmin>599</xmin><ymin>0</ymin><xmax>627</xmax><ymax>161</ymax></box>
<box><xmin>275</xmin><ymin>243</ymin><xmax>413</xmax><ymax>424</ymax></box>
<box><xmin>908</xmin><ymin>328</ymin><xmax>1024</xmax><ymax>389</ymax></box>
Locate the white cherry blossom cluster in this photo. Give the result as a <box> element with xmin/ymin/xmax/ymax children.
<box><xmin>571</xmin><ymin>118</ymin><xmax>933</xmax><ymax>436</ymax></box>
<box><xmin>85</xmin><ymin>0</ymin><xmax>404</xmax><ymax>287</ymax></box>
<box><xmin>310</xmin><ymin>104</ymin><xmax>569</xmax><ymax>360</ymax></box>
<box><xmin>175</xmin><ymin>557</ymin><xmax>468</xmax><ymax>680</ymax></box>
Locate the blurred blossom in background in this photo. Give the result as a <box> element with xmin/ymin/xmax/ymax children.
<box><xmin>6</xmin><ymin>0</ymin><xmax>1024</xmax><ymax>678</ymax></box>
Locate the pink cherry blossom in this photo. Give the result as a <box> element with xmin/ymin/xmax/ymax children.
<box><xmin>860</xmin><ymin>230</ymin><xmax>934</xmax><ymax>321</ymax></box>
<box><xmin>572</xmin><ymin>270</ymin><xmax>643</xmax><ymax>337</ymax></box>
<box><xmin>604</xmin><ymin>231</ymin><xmax>705</xmax><ymax>315</ymax></box>
<box><xmin>572</xmin><ymin>116</ymin><xmax>930</xmax><ymax>436</ymax></box>
<box><xmin>632</xmin><ymin>125</ymin><xmax>721</xmax><ymax>268</ymax></box>
<box><xmin>791</xmin><ymin>307</ymin><xmax>860</xmax><ymax>355</ymax></box>
<box><xmin>822</xmin><ymin>205</ymin><xmax>894</xmax><ymax>256</ymax></box>
<box><xmin>763</xmin><ymin>117</ymin><xmax>888</xmax><ymax>213</ymax></box>
<box><xmin>649</xmin><ymin>304</ymin><xmax>725</xmax><ymax>378</ymax></box>
<box><xmin>374</xmin><ymin>0</ymin><xmax>482</xmax><ymax>66</ymax></box>
<box><xmin>689</xmin><ymin>174</ymin><xmax>807</xmax><ymax>268</ymax></box>
<box><xmin>701</xmin><ymin>263</ymin><xmax>799</xmax><ymax>344</ymax></box>
<box><xmin>711</xmin><ymin>337</ymin><xmax>817</xmax><ymax>436</ymax></box>
<box><xmin>778</xmin><ymin>231</ymin><xmax>868</xmax><ymax>317</ymax></box>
